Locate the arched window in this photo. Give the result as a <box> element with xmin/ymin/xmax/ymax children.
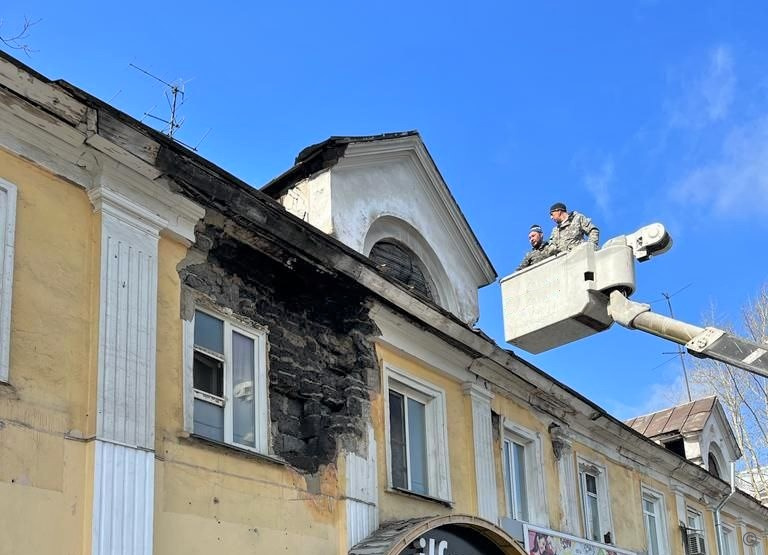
<box><xmin>369</xmin><ymin>240</ymin><xmax>434</xmax><ymax>301</ymax></box>
<box><xmin>708</xmin><ymin>452</ymin><xmax>721</xmax><ymax>478</ymax></box>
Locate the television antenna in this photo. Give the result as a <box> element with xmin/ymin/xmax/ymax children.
<box><xmin>129</xmin><ymin>63</ymin><xmax>188</xmax><ymax>138</ymax></box>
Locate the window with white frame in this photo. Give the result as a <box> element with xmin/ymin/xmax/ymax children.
<box><xmin>0</xmin><ymin>178</ymin><xmax>17</xmax><ymax>383</ymax></box>
<box><xmin>686</xmin><ymin>508</ymin><xmax>707</xmax><ymax>555</ymax></box>
<box><xmin>578</xmin><ymin>458</ymin><xmax>612</xmax><ymax>543</ymax></box>
<box><xmin>386</xmin><ymin>367</ymin><xmax>450</xmax><ymax>501</ymax></box>
<box><xmin>502</xmin><ymin>421</ymin><xmax>547</xmax><ymax>524</ymax></box>
<box><xmin>641</xmin><ymin>487</ymin><xmax>669</xmax><ymax>555</ymax></box>
<box><xmin>187</xmin><ymin>309</ymin><xmax>268</xmax><ymax>453</ymax></box>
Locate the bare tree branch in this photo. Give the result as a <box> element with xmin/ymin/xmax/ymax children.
<box><xmin>689</xmin><ymin>284</ymin><xmax>768</xmax><ymax>503</ymax></box>
<box><xmin>0</xmin><ymin>16</ymin><xmax>40</xmax><ymax>56</ymax></box>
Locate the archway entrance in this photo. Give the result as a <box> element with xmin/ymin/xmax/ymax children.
<box><xmin>350</xmin><ymin>515</ymin><xmax>526</xmax><ymax>555</ymax></box>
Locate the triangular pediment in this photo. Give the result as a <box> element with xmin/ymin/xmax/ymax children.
<box><xmin>262</xmin><ymin>132</ymin><xmax>496</xmax><ymax>324</ymax></box>
<box><xmin>626</xmin><ymin>396</ymin><xmax>742</xmax><ymax>475</ymax></box>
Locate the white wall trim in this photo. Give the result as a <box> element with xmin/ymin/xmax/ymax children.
<box><xmin>0</xmin><ymin>178</ymin><xmax>17</xmax><ymax>382</ymax></box>
<box><xmin>92</xmin><ymin>440</ymin><xmax>155</xmax><ymax>555</ymax></box>
<box><xmin>641</xmin><ymin>483</ymin><xmax>671</xmax><ymax>555</ymax></box>
<box><xmin>501</xmin><ymin>418</ymin><xmax>549</xmax><ymax>527</ymax></box>
<box><xmin>463</xmin><ymin>381</ymin><xmax>498</xmax><ymax>523</ymax></box>
<box><xmin>89</xmin><ymin>186</ymin><xmax>167</xmax><ymax>235</ymax></box>
<box><xmin>577</xmin><ymin>455</ymin><xmax>615</xmax><ymax>543</ymax></box>
<box><xmin>93</xmin><ymin>198</ymin><xmax>160</xmax><ymax>448</ymax></box>
<box><xmin>557</xmin><ymin>445</ymin><xmax>581</xmax><ymax>535</ymax></box>
<box><xmin>371</xmin><ymin>304</ymin><xmax>474</xmax><ymax>384</ymax></box>
<box><xmin>0</xmin><ymin>90</ymin><xmax>204</xmax><ymax>245</ymax></box>
<box><xmin>183</xmin><ymin>305</ymin><xmax>270</xmax><ymax>454</ymax></box>
<box><xmin>384</xmin><ymin>364</ymin><xmax>452</xmax><ymax>502</ymax></box>
<box><xmin>90</xmin><ymin>181</ymin><xmax>163</xmax><ymax>555</ymax></box>
<box><xmin>345</xmin><ymin>425</ymin><xmax>379</xmax><ymax>548</ymax></box>
<box><xmin>182</xmin><ymin>316</ymin><xmax>195</xmax><ymax>434</ymax></box>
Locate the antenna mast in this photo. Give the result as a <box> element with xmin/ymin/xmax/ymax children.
<box><xmin>129</xmin><ymin>63</ymin><xmax>186</xmax><ymax>137</ymax></box>
<box><xmin>662</xmin><ymin>292</ymin><xmax>693</xmax><ymax>402</ymax></box>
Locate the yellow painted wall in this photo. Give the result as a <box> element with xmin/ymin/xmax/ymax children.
<box><xmin>373</xmin><ymin>342</ymin><xmax>476</xmax><ymax>523</ymax></box>
<box><xmin>0</xmin><ymin>148</ymin><xmax>98</xmax><ymax>555</ymax></box>
<box><xmin>152</xmin><ymin>237</ymin><xmax>346</xmax><ymax>555</ymax></box>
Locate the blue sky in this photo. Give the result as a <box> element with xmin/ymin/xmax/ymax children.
<box><xmin>4</xmin><ymin>1</ymin><xmax>767</xmax><ymax>419</ymax></box>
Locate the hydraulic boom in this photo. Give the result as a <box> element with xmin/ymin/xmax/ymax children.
<box><xmin>500</xmin><ymin>224</ymin><xmax>768</xmax><ymax>378</ymax></box>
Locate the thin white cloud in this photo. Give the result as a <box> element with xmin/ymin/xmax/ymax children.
<box><xmin>668</xmin><ymin>44</ymin><xmax>736</xmax><ymax>128</ymax></box>
<box><xmin>704</xmin><ymin>46</ymin><xmax>736</xmax><ymax>121</ymax></box>
<box><xmin>582</xmin><ymin>160</ymin><xmax>614</xmax><ymax>217</ymax></box>
<box><xmin>672</xmin><ymin>115</ymin><xmax>768</xmax><ymax>217</ymax></box>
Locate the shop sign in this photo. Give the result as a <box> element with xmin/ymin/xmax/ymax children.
<box><xmin>524</xmin><ymin>524</ymin><xmax>636</xmax><ymax>555</ymax></box>
<box><xmin>398</xmin><ymin>524</ymin><xmax>506</xmax><ymax>555</ymax></box>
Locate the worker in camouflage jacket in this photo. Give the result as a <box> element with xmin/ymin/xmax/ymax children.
<box><xmin>516</xmin><ymin>224</ymin><xmax>555</xmax><ymax>271</ymax></box>
<box><xmin>548</xmin><ymin>202</ymin><xmax>599</xmax><ymax>253</ymax></box>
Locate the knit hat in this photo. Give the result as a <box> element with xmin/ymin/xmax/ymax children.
<box><xmin>529</xmin><ymin>224</ymin><xmax>543</xmax><ymax>234</ymax></box>
<box><xmin>549</xmin><ymin>202</ymin><xmax>567</xmax><ymax>213</ymax></box>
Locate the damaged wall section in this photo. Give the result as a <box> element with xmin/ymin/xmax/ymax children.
<box><xmin>180</xmin><ymin>215</ymin><xmax>380</xmax><ymax>473</ymax></box>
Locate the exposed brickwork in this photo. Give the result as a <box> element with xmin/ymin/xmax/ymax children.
<box><xmin>180</xmin><ymin>221</ymin><xmax>379</xmax><ymax>473</ymax></box>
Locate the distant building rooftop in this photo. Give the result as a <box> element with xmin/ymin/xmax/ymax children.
<box><xmin>625</xmin><ymin>396</ymin><xmax>717</xmax><ymax>438</ymax></box>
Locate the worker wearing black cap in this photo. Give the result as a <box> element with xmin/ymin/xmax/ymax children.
<box><xmin>516</xmin><ymin>224</ymin><xmax>555</xmax><ymax>271</ymax></box>
<box><xmin>548</xmin><ymin>202</ymin><xmax>599</xmax><ymax>253</ymax></box>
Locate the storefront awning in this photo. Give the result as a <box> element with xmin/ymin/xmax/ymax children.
<box><xmin>349</xmin><ymin>514</ymin><xmax>526</xmax><ymax>555</ymax></box>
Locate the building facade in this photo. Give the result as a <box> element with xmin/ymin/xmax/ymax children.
<box><xmin>0</xmin><ymin>51</ymin><xmax>766</xmax><ymax>555</ymax></box>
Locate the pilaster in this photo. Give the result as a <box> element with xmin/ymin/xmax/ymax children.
<box><xmin>555</xmin><ymin>437</ymin><xmax>580</xmax><ymax>535</ymax></box>
<box><xmin>463</xmin><ymin>381</ymin><xmax>498</xmax><ymax>523</ymax></box>
<box><xmin>89</xmin><ymin>186</ymin><xmax>164</xmax><ymax>555</ymax></box>
<box><xmin>345</xmin><ymin>425</ymin><xmax>379</xmax><ymax>548</ymax></box>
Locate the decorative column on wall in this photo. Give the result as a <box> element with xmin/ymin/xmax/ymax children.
<box><xmin>551</xmin><ymin>425</ymin><xmax>580</xmax><ymax>535</ymax></box>
<box><xmin>345</xmin><ymin>425</ymin><xmax>379</xmax><ymax>548</ymax></box>
<box><xmin>463</xmin><ymin>382</ymin><xmax>498</xmax><ymax>523</ymax></box>
<box><xmin>88</xmin><ymin>186</ymin><xmax>167</xmax><ymax>555</ymax></box>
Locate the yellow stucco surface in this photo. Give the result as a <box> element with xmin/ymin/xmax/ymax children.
<box><xmin>0</xmin><ymin>148</ymin><xmax>97</xmax><ymax>555</ymax></box>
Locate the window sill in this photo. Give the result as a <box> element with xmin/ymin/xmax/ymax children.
<box><xmin>183</xmin><ymin>433</ymin><xmax>286</xmax><ymax>467</ymax></box>
<box><xmin>386</xmin><ymin>486</ymin><xmax>453</xmax><ymax>508</ymax></box>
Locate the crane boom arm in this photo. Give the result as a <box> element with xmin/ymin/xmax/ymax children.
<box><xmin>607</xmin><ymin>291</ymin><xmax>768</xmax><ymax>378</ymax></box>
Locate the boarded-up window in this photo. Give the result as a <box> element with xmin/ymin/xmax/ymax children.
<box><xmin>369</xmin><ymin>240</ymin><xmax>434</xmax><ymax>301</ymax></box>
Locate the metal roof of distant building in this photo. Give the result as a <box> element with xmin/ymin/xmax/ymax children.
<box><xmin>625</xmin><ymin>396</ymin><xmax>717</xmax><ymax>438</ymax></box>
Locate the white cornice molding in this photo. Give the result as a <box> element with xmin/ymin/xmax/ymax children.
<box><xmin>0</xmin><ymin>91</ymin><xmax>204</xmax><ymax>244</ymax></box>
<box><xmin>462</xmin><ymin>381</ymin><xmax>494</xmax><ymax>403</ymax></box>
<box><xmin>371</xmin><ymin>303</ymin><xmax>474</xmax><ymax>384</ymax></box>
<box><xmin>0</xmin><ymin>55</ymin><xmax>88</xmax><ymax>126</ymax></box>
<box><xmin>87</xmin><ymin>161</ymin><xmax>204</xmax><ymax>245</ymax></box>
<box><xmin>88</xmin><ymin>187</ymin><xmax>167</xmax><ymax>235</ymax></box>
